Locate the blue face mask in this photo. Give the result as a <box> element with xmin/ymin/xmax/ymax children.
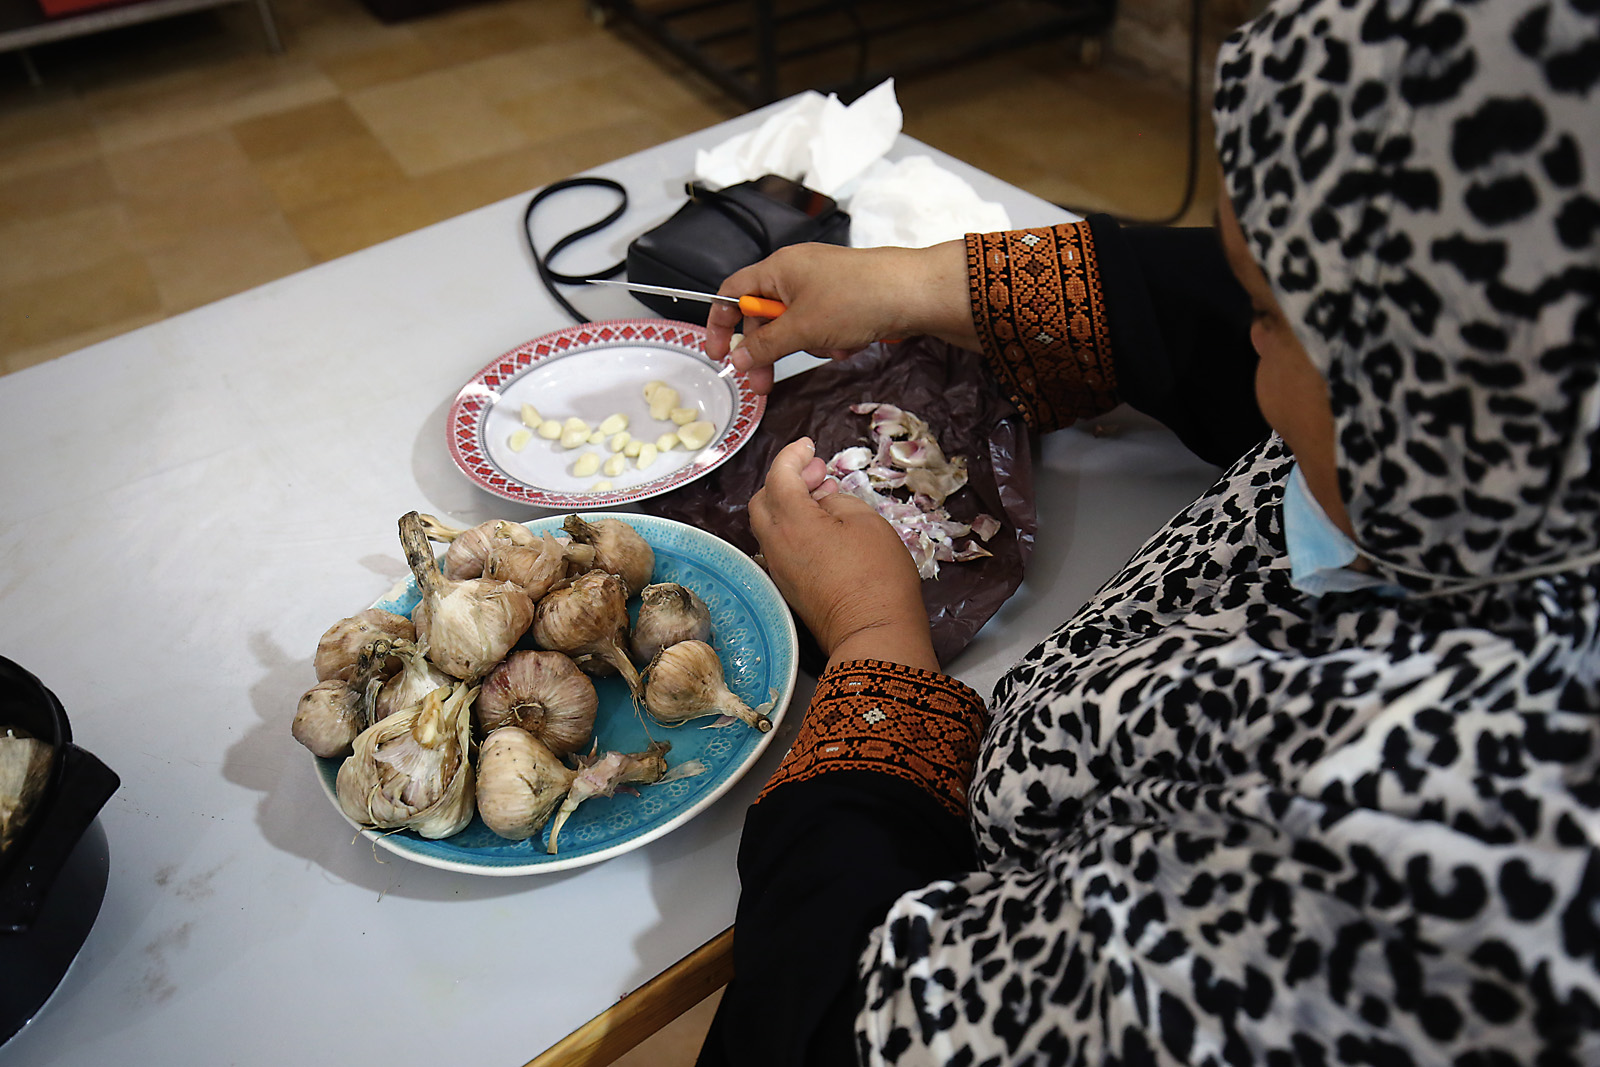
<box><xmin>1281</xmin><ymin>463</ymin><xmax>1403</xmax><ymax>598</ymax></box>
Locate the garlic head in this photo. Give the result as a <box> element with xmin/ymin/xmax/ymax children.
<box><xmin>474</xmin><ymin>727</ymin><xmax>577</xmax><ymax>842</ymax></box>
<box><xmin>335</xmin><ymin>681</ymin><xmax>478</xmax><ymax>839</ymax></box>
<box><xmin>643</xmin><ymin>640</ymin><xmax>771</xmax><ymax>732</ymax></box>
<box><xmin>531</xmin><ymin>569</ymin><xmax>642</xmax><ymax>698</ymax></box>
<box><xmin>401</xmin><ymin>511</ymin><xmax>535</xmax><ymax>681</ymax></box>
<box><xmin>474</xmin><ymin>650</ymin><xmax>598</xmax><ymax>757</ymax></box>
<box><xmin>313</xmin><ymin>609</ymin><xmax>414</xmax><ymax>682</ymax></box>
<box><xmin>630</xmin><ymin>582</ymin><xmax>712</xmax><ymax>664</ymax></box>
<box><xmin>561</xmin><ymin>515</ymin><xmax>654</xmax><ymax>597</ymax></box>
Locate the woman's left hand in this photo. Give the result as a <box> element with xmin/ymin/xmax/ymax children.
<box><xmin>748</xmin><ymin>438</ymin><xmax>939</xmax><ymax>674</ymax></box>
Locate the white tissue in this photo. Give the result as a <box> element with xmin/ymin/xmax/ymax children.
<box><xmin>847</xmin><ymin>155</ymin><xmax>1012</xmax><ymax>248</ymax></box>
<box><xmin>693</xmin><ymin>80</ymin><xmax>904</xmax><ymax>197</ymax></box>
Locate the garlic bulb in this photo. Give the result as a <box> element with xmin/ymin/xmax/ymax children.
<box><xmin>292</xmin><ymin>680</ymin><xmax>364</xmax><ymax>758</ymax></box>
<box><xmin>644</xmin><ymin>640</ymin><xmax>772</xmax><ymax>732</ymax></box>
<box><xmin>313</xmin><ymin>609</ymin><xmax>413</xmax><ymax>682</ymax></box>
<box><xmin>630</xmin><ymin>582</ymin><xmax>712</xmax><ymax>663</ymax></box>
<box><xmin>532</xmin><ymin>569</ymin><xmax>642</xmax><ymax>698</ymax></box>
<box><xmin>336</xmin><ymin>681</ymin><xmax>478</xmax><ymax>839</ymax></box>
<box><xmin>373</xmin><ymin>638</ymin><xmax>452</xmax><ymax>723</ymax></box>
<box><xmin>401</xmin><ymin>510</ymin><xmax>535</xmax><ymax>681</ymax></box>
<box><xmin>294</xmin><ymin>636</ymin><xmax>394</xmax><ymax>757</ymax></box>
<box><xmin>546</xmin><ymin>742</ymin><xmax>670</xmax><ymax>854</ymax></box>
<box><xmin>474</xmin><ymin>727</ymin><xmax>576</xmax><ymax>841</ymax></box>
<box><xmin>562</xmin><ymin>515</ymin><xmax>654</xmax><ymax>596</ymax></box>
<box><xmin>485</xmin><ymin>531</ymin><xmax>595</xmax><ymax>601</ymax></box>
<box><xmin>474</xmin><ymin>650</ymin><xmax>597</xmax><ymax>756</ymax></box>
<box><xmin>417</xmin><ymin>513</ymin><xmax>539</xmax><ymax>580</ymax></box>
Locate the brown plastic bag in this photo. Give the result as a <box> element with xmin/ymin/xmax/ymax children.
<box><xmin>642</xmin><ymin>338</ymin><xmax>1035</xmax><ymax>668</ymax></box>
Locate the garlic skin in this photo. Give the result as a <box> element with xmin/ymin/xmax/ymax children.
<box><xmin>417</xmin><ymin>514</ymin><xmax>539</xmax><ymax>580</ymax></box>
<box><xmin>474</xmin><ymin>727</ymin><xmax>576</xmax><ymax>841</ymax></box>
<box><xmin>401</xmin><ymin>511</ymin><xmax>535</xmax><ymax>681</ymax></box>
<box><xmin>630</xmin><ymin>583</ymin><xmax>712</xmax><ymax>664</ymax></box>
<box><xmin>644</xmin><ymin>640</ymin><xmax>771</xmax><ymax>732</ymax></box>
<box><xmin>532</xmin><ymin>569</ymin><xmax>642</xmax><ymax>698</ymax></box>
<box><xmin>293</xmin><ymin>680</ymin><xmax>363</xmax><ymax>758</ymax></box>
<box><xmin>474</xmin><ymin>651</ymin><xmax>597</xmax><ymax>757</ymax></box>
<box><xmin>562</xmin><ymin>515</ymin><xmax>654</xmax><ymax>596</ymax></box>
<box><xmin>484</xmin><ymin>531</ymin><xmax>595</xmax><ymax>601</ymax></box>
<box><xmin>313</xmin><ymin>609</ymin><xmax>414</xmax><ymax>682</ymax></box>
<box><xmin>336</xmin><ymin>681</ymin><xmax>478</xmax><ymax>839</ymax></box>
<box><xmin>373</xmin><ymin>639</ymin><xmax>452</xmax><ymax>723</ymax></box>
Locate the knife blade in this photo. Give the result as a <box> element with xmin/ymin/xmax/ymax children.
<box><xmin>586</xmin><ymin>278</ymin><xmax>787</xmax><ymax>319</ymax></box>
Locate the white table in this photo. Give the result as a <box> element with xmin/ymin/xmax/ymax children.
<box><xmin>0</xmin><ymin>102</ymin><xmax>1221</xmax><ymax>1066</ymax></box>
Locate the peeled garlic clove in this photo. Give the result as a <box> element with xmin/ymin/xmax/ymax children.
<box><xmin>292</xmin><ymin>679</ymin><xmax>363</xmax><ymax>758</ymax></box>
<box><xmin>636</xmin><ymin>443</ymin><xmax>659</xmax><ymax>470</ymax></box>
<box><xmin>372</xmin><ymin>638</ymin><xmax>451</xmax><ymax>724</ymax></box>
<box><xmin>475</xmin><ymin>727</ymin><xmax>576</xmax><ymax>841</ymax></box>
<box><xmin>538</xmin><ymin>421</ymin><xmax>563</xmax><ymax>440</ymax></box>
<box><xmin>474</xmin><ymin>650</ymin><xmax>597</xmax><ymax>756</ymax></box>
<box><xmin>623</xmin><ymin>438</ymin><xmax>643</xmax><ymax>458</ymax></box>
<box><xmin>336</xmin><ymin>681</ymin><xmax>478</xmax><ymax>839</ymax></box>
<box><xmin>561</xmin><ymin>515</ymin><xmax>654</xmax><ymax>597</ymax></box>
<box><xmin>631</xmin><ymin>583</ymin><xmax>712</xmax><ymax>663</ymax></box>
<box><xmin>401</xmin><ymin>511</ymin><xmax>535</xmax><ymax>681</ymax></box>
<box><xmin>546</xmin><ymin>741</ymin><xmax>671</xmax><ymax>854</ymax></box>
<box><xmin>597</xmin><ymin>413</ymin><xmax>629</xmax><ymax>436</ymax></box>
<box><xmin>417</xmin><ymin>515</ymin><xmax>540</xmax><ymax>580</ymax></box>
<box><xmin>592</xmin><ymin>481</ymin><xmax>613</xmax><ymax>492</ymax></box>
<box><xmin>532</xmin><ymin>569</ymin><xmax>642</xmax><ymax>698</ymax></box>
<box><xmin>572</xmin><ymin>452</ymin><xmax>601</xmax><ymax>478</ymax></box>
<box><xmin>608</xmin><ymin>432</ymin><xmax>631</xmax><ymax>453</ymax></box>
<box><xmin>677</xmin><ymin>420</ymin><xmax>716</xmax><ymax>452</ymax></box>
<box><xmin>520</xmin><ymin>403</ymin><xmax>542</xmax><ymax>428</ymax></box>
<box><xmin>314</xmin><ymin>609</ymin><xmax>415</xmax><ymax>682</ymax></box>
<box><xmin>655</xmin><ymin>432</ymin><xmax>680</xmax><ymax>452</ymax></box>
<box><xmin>560</xmin><ymin>426</ymin><xmax>590</xmax><ymax>449</ymax></box>
<box><xmin>602</xmin><ymin>454</ymin><xmax>626</xmax><ymax>477</ymax></box>
<box><xmin>485</xmin><ymin>531</ymin><xmax>588</xmax><ymax>601</ymax></box>
<box><xmin>648</xmin><ymin>386</ymin><xmax>679</xmax><ymax>421</ymax></box>
<box><xmin>669</xmin><ymin>407</ymin><xmax>697</xmax><ymax>426</ymax></box>
<box><xmin>643</xmin><ymin>380</ymin><xmax>668</xmax><ymax>402</ymax></box>
<box><xmin>643</xmin><ymin>640</ymin><xmax>771</xmax><ymax>732</ymax></box>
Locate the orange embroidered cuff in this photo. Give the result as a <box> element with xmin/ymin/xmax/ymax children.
<box><xmin>757</xmin><ymin>660</ymin><xmax>988</xmax><ymax>819</ymax></box>
<box><xmin>966</xmin><ymin>223</ymin><xmax>1120</xmax><ymax>431</ymax></box>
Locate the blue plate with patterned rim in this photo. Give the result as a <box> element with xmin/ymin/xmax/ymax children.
<box><xmin>314</xmin><ymin>513</ymin><xmax>798</xmax><ymax>875</ymax></box>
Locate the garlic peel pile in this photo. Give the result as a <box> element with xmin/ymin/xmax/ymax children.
<box><xmin>826</xmin><ymin>403</ymin><xmax>1001</xmax><ymax>580</ymax></box>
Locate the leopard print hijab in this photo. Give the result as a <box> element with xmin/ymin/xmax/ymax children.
<box><xmin>855</xmin><ymin>2</ymin><xmax>1600</xmax><ymax>1064</ymax></box>
<box><xmin>1216</xmin><ymin>0</ymin><xmax>1600</xmax><ymax>595</ymax></box>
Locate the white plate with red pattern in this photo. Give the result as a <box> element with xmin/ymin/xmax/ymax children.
<box><xmin>448</xmin><ymin>319</ymin><xmax>766</xmax><ymax>508</ymax></box>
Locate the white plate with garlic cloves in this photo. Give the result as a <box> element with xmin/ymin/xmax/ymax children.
<box><xmin>447</xmin><ymin>319</ymin><xmax>766</xmax><ymax>509</ymax></box>
<box><xmin>299</xmin><ymin>512</ymin><xmax>798</xmax><ymax>875</ymax></box>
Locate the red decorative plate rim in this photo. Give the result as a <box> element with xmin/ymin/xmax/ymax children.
<box><xmin>447</xmin><ymin>318</ymin><xmax>766</xmax><ymax>508</ymax></box>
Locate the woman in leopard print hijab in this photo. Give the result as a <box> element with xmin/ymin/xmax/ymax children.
<box><xmin>854</xmin><ymin>2</ymin><xmax>1600</xmax><ymax>1063</ymax></box>
<box><xmin>695</xmin><ymin>1</ymin><xmax>1599</xmax><ymax>1064</ymax></box>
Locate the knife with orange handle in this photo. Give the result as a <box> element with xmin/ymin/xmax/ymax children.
<box><xmin>586</xmin><ymin>278</ymin><xmax>899</xmax><ymax>341</ymax></box>
<box><xmin>586</xmin><ymin>278</ymin><xmax>787</xmax><ymax>318</ymax></box>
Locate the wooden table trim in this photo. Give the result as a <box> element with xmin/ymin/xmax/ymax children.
<box><xmin>525</xmin><ymin>925</ymin><xmax>735</xmax><ymax>1067</ymax></box>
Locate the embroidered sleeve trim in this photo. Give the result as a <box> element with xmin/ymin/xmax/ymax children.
<box><xmin>756</xmin><ymin>660</ymin><xmax>988</xmax><ymax>819</ymax></box>
<box><xmin>965</xmin><ymin>223</ymin><xmax>1120</xmax><ymax>431</ymax></box>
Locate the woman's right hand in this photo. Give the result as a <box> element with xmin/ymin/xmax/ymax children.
<box><xmin>705</xmin><ymin>240</ymin><xmax>979</xmax><ymax>395</ymax></box>
<box><xmin>748</xmin><ymin>438</ymin><xmax>938</xmax><ymax>674</ymax></box>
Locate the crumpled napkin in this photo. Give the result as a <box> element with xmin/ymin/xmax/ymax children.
<box><xmin>693</xmin><ymin>80</ymin><xmax>1011</xmax><ymax>248</ymax></box>
<box><xmin>848</xmin><ymin>154</ymin><xmax>1011</xmax><ymax>247</ymax></box>
<box><xmin>693</xmin><ymin>80</ymin><xmax>902</xmax><ymax>198</ymax></box>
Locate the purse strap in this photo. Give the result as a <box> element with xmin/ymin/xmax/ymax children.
<box><xmin>521</xmin><ymin>176</ymin><xmax>629</xmax><ymax>324</ymax></box>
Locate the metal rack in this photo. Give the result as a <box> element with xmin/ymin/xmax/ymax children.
<box><xmin>593</xmin><ymin>0</ymin><xmax>1114</xmax><ymax>106</ymax></box>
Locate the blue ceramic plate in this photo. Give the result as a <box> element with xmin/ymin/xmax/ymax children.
<box><xmin>315</xmin><ymin>513</ymin><xmax>798</xmax><ymax>875</ymax></box>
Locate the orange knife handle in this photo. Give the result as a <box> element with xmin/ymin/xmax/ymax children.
<box><xmin>737</xmin><ymin>295</ymin><xmax>787</xmax><ymax>319</ymax></box>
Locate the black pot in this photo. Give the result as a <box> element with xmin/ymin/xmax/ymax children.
<box><xmin>0</xmin><ymin>656</ymin><xmax>119</xmax><ymax>1045</ymax></box>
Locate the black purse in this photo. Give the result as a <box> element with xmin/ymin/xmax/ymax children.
<box><xmin>524</xmin><ymin>175</ymin><xmax>850</xmax><ymax>326</ymax></box>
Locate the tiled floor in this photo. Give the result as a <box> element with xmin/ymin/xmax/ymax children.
<box><xmin>0</xmin><ymin>0</ymin><xmax>1217</xmax><ymax>376</ymax></box>
<box><xmin>0</xmin><ymin>0</ymin><xmax>1214</xmax><ymax>1059</ymax></box>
